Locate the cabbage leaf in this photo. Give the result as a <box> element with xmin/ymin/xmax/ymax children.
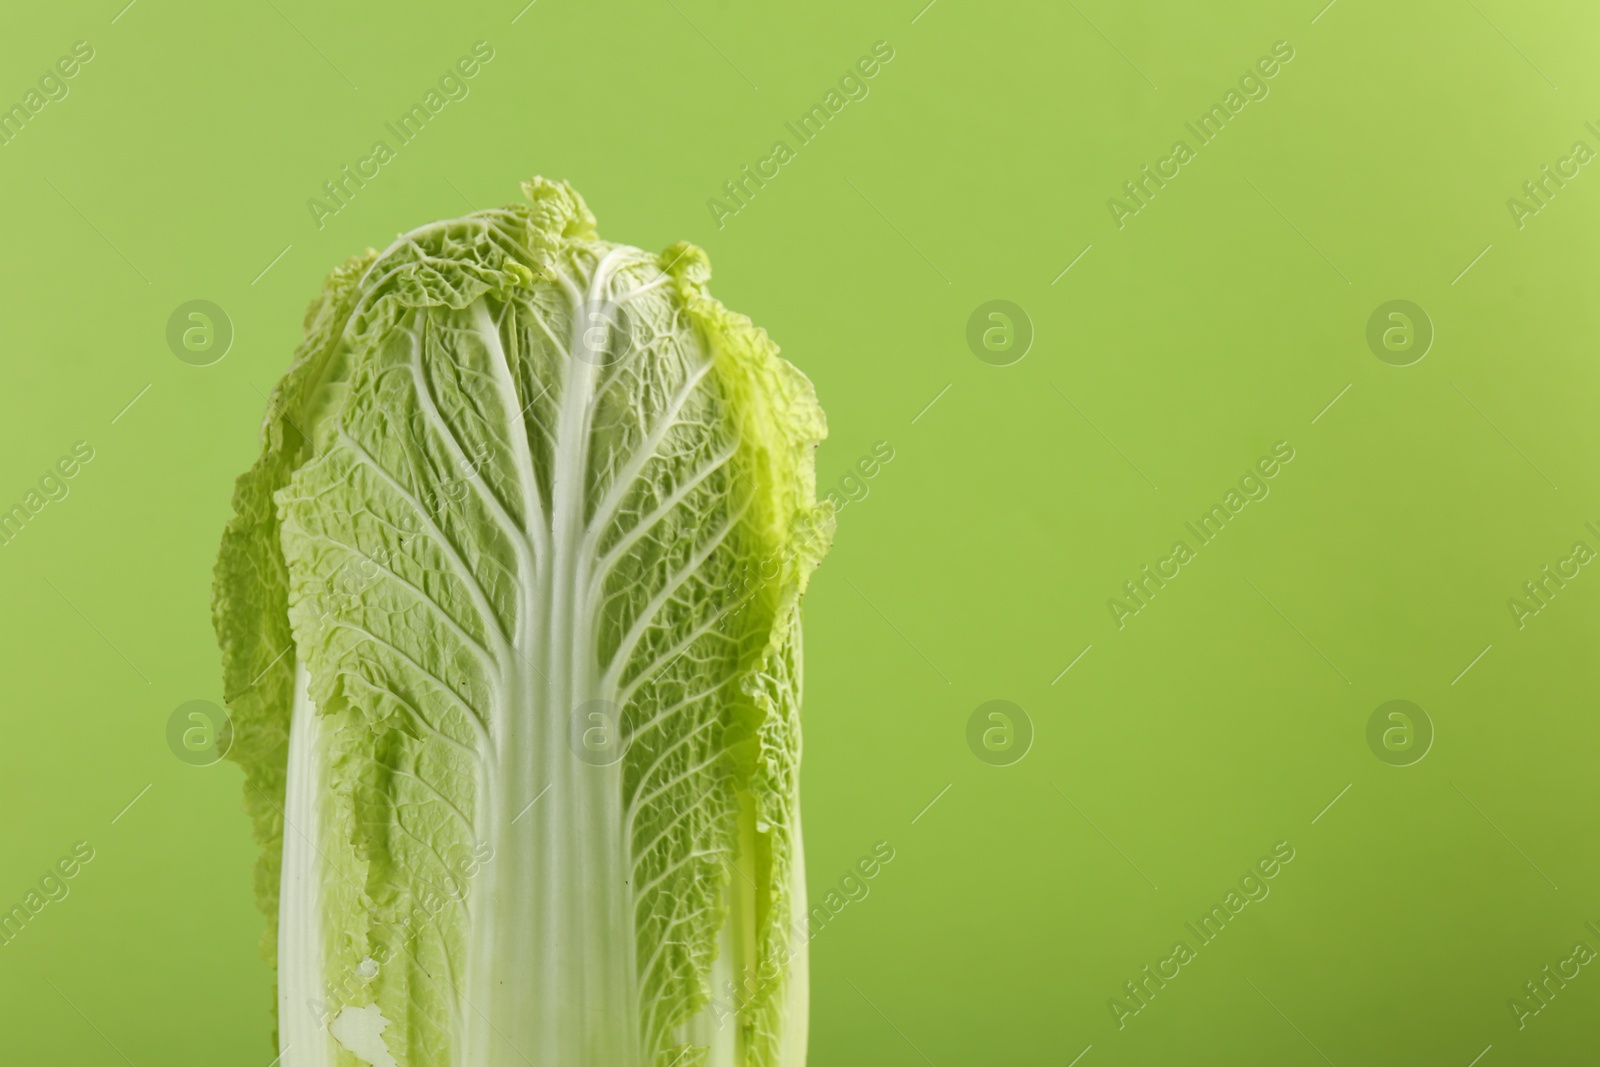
<box><xmin>213</xmin><ymin>178</ymin><xmax>831</xmax><ymax>1067</ymax></box>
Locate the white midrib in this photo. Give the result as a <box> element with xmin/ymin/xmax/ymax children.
<box><xmin>466</xmin><ymin>249</ymin><xmax>642</xmax><ymax>1067</ymax></box>
<box><xmin>279</xmin><ymin>662</ymin><xmax>334</xmax><ymax>1067</ymax></box>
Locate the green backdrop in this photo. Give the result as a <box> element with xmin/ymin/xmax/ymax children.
<box><xmin>2</xmin><ymin>0</ymin><xmax>1598</xmax><ymax>1063</ymax></box>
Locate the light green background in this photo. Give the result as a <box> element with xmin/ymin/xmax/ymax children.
<box><xmin>2</xmin><ymin>0</ymin><xmax>1598</xmax><ymax>1063</ymax></box>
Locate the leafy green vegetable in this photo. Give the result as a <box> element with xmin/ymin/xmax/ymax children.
<box><xmin>213</xmin><ymin>177</ymin><xmax>832</xmax><ymax>1066</ymax></box>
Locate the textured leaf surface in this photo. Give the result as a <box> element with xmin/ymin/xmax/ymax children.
<box><xmin>214</xmin><ymin>179</ymin><xmax>830</xmax><ymax>1067</ymax></box>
